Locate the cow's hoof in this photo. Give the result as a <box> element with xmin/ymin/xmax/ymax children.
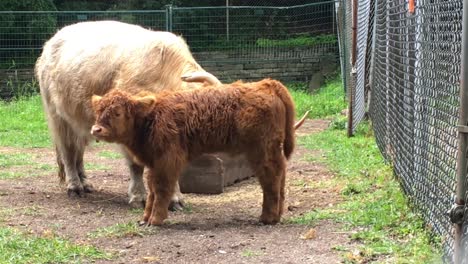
<box><xmin>129</xmin><ymin>196</ymin><xmax>146</xmax><ymax>209</ymax></box>
<box><xmin>83</xmin><ymin>182</ymin><xmax>95</xmax><ymax>193</ymax></box>
<box><xmin>67</xmin><ymin>184</ymin><xmax>84</xmax><ymax>198</ymax></box>
<box><xmin>169</xmin><ymin>199</ymin><xmax>184</xmax><ymax>211</ymax></box>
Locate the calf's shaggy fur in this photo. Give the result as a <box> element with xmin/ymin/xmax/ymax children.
<box><xmin>91</xmin><ymin>79</ymin><xmax>300</xmax><ymax>225</ymax></box>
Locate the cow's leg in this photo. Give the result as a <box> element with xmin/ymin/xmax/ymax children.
<box><xmin>52</xmin><ymin>116</ymin><xmax>89</xmax><ymax>197</ymax></box>
<box><xmin>248</xmin><ymin>145</ymin><xmax>285</xmax><ymax>225</ymax></box>
<box><xmin>169</xmin><ymin>182</ymin><xmax>185</xmax><ymax>211</ymax></box>
<box><xmin>76</xmin><ymin>143</ymin><xmax>94</xmax><ymax>193</ymax></box>
<box><xmin>122</xmin><ymin>147</ymin><xmax>185</xmax><ymax>210</ymax></box>
<box><xmin>122</xmin><ymin>152</ymin><xmax>147</xmax><ymax>208</ymax></box>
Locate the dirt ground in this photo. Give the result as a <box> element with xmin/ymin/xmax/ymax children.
<box><xmin>0</xmin><ymin>119</ymin><xmax>355</xmax><ymax>264</ymax></box>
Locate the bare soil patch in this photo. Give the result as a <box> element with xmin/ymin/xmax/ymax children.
<box><xmin>0</xmin><ymin>119</ymin><xmax>353</xmax><ymax>264</ymax></box>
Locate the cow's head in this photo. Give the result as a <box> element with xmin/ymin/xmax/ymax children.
<box><xmin>90</xmin><ymin>89</ymin><xmax>155</xmax><ymax>144</ymax></box>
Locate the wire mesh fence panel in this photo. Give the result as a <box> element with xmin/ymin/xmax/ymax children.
<box><xmin>364</xmin><ymin>0</ymin><xmax>375</xmax><ymax>96</ymax></box>
<box><xmin>338</xmin><ymin>0</ymin><xmax>352</xmax><ymax>92</ymax></box>
<box><xmin>0</xmin><ymin>2</ymin><xmax>340</xmax><ymax>97</ymax></box>
<box><xmin>171</xmin><ymin>2</ymin><xmax>339</xmax><ymax>82</ymax></box>
<box><xmin>350</xmin><ymin>0</ymin><xmax>373</xmax><ymax>135</ymax></box>
<box><xmin>0</xmin><ymin>10</ymin><xmax>166</xmax><ymax>99</ymax></box>
<box><xmin>369</xmin><ymin>0</ymin><xmax>461</xmax><ymax>261</ymax></box>
<box><xmin>335</xmin><ymin>0</ymin><xmax>354</xmax><ymax>133</ymax></box>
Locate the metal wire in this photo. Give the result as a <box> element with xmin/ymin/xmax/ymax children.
<box><xmin>369</xmin><ymin>0</ymin><xmax>461</xmax><ymax>261</ymax></box>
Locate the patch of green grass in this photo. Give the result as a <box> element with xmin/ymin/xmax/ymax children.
<box><xmin>0</xmin><ymin>208</ymin><xmax>14</xmax><ymax>223</ymax></box>
<box><xmin>287</xmin><ymin>209</ymin><xmax>335</xmax><ymax>226</ymax></box>
<box><xmin>0</xmin><ymin>153</ymin><xmax>34</xmax><ymax>168</ymax></box>
<box><xmin>98</xmin><ymin>150</ymin><xmax>123</xmax><ymax>159</ymax></box>
<box><xmin>85</xmin><ymin>163</ymin><xmax>110</xmax><ymax>171</ymax></box>
<box><xmin>290</xmin><ymin>119</ymin><xmax>441</xmax><ymax>263</ymax></box>
<box><xmin>288</xmin><ymin>77</ymin><xmax>346</xmax><ymax>119</ymax></box>
<box><xmin>241</xmin><ymin>249</ymin><xmax>263</xmax><ymax>257</ymax></box>
<box><xmin>88</xmin><ymin>222</ymin><xmax>155</xmax><ymax>239</ymax></box>
<box><xmin>21</xmin><ymin>205</ymin><xmax>44</xmax><ymax>217</ymax></box>
<box><xmin>129</xmin><ymin>208</ymin><xmax>144</xmax><ymax>215</ymax></box>
<box><xmin>0</xmin><ymin>227</ymin><xmax>111</xmax><ymax>263</ymax></box>
<box><xmin>0</xmin><ymin>95</ymin><xmax>50</xmax><ymax>148</ymax></box>
<box><xmin>0</xmin><ymin>153</ymin><xmax>53</xmax><ymax>179</ymax></box>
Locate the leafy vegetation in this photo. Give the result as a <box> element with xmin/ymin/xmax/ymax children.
<box><xmin>256</xmin><ymin>34</ymin><xmax>337</xmax><ymax>48</ymax></box>
<box><xmin>290</xmin><ymin>117</ymin><xmax>441</xmax><ymax>263</ymax></box>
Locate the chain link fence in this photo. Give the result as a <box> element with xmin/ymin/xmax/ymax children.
<box><xmin>0</xmin><ymin>1</ymin><xmax>339</xmax><ymax>99</ymax></box>
<box><xmin>346</xmin><ymin>0</ymin><xmax>463</xmax><ymax>261</ymax></box>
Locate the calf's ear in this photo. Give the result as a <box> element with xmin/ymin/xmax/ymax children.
<box><xmin>91</xmin><ymin>95</ymin><xmax>102</xmax><ymax>110</ymax></box>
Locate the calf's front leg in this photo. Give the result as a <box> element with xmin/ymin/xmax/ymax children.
<box><xmin>147</xmin><ymin>168</ymin><xmax>179</xmax><ymax>226</ymax></box>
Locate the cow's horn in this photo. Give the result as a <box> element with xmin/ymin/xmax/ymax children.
<box><xmin>294</xmin><ymin>111</ymin><xmax>310</xmax><ymax>130</ymax></box>
<box><xmin>181</xmin><ymin>71</ymin><xmax>221</xmax><ymax>85</ymax></box>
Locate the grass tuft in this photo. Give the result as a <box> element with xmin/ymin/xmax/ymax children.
<box><xmin>0</xmin><ymin>227</ymin><xmax>111</xmax><ymax>263</ymax></box>
<box><xmin>88</xmin><ymin>222</ymin><xmax>156</xmax><ymax>239</ymax></box>
<box><xmin>287</xmin><ymin>77</ymin><xmax>346</xmax><ymax>119</ymax></box>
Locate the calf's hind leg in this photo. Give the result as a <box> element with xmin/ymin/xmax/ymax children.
<box><xmin>248</xmin><ymin>148</ymin><xmax>286</xmax><ymax>225</ymax></box>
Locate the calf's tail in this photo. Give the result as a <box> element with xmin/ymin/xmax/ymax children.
<box><xmin>266</xmin><ymin>79</ymin><xmax>297</xmax><ymax>160</ymax></box>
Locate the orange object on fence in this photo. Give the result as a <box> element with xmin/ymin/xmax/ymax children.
<box><xmin>408</xmin><ymin>0</ymin><xmax>415</xmax><ymax>14</ymax></box>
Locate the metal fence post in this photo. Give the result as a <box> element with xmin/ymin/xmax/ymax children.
<box><xmin>165</xmin><ymin>4</ymin><xmax>173</xmax><ymax>32</ymax></box>
<box><xmin>452</xmin><ymin>0</ymin><xmax>468</xmax><ymax>262</ymax></box>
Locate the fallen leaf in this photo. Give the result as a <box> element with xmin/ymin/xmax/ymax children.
<box><xmin>42</xmin><ymin>229</ymin><xmax>54</xmax><ymax>238</ymax></box>
<box><xmin>142</xmin><ymin>256</ymin><xmax>160</xmax><ymax>262</ymax></box>
<box><xmin>301</xmin><ymin>228</ymin><xmax>317</xmax><ymax>240</ymax></box>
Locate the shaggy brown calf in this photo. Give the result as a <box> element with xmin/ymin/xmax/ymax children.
<box><xmin>91</xmin><ymin>79</ymin><xmax>303</xmax><ymax>225</ymax></box>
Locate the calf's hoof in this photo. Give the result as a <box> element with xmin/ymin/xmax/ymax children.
<box><xmin>148</xmin><ymin>217</ymin><xmax>165</xmax><ymax>226</ymax></box>
<box><xmin>260</xmin><ymin>214</ymin><xmax>281</xmax><ymax>225</ymax></box>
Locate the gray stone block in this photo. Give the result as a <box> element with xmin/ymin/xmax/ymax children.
<box><xmin>179</xmin><ymin>153</ymin><xmax>253</xmax><ymax>194</ymax></box>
